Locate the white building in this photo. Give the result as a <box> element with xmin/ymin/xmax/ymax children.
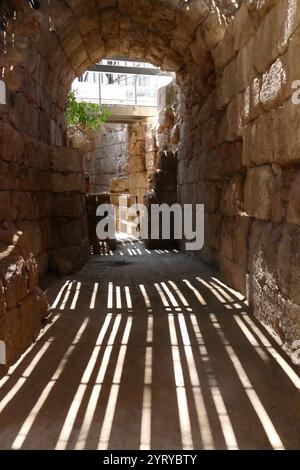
<box><xmin>72</xmin><ymin>59</ymin><xmax>173</xmax><ymax>107</ymax></box>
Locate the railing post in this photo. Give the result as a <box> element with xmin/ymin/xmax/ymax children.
<box><xmin>134</xmin><ymin>75</ymin><xmax>138</xmax><ymax>111</ymax></box>
<box><xmin>98</xmin><ymin>73</ymin><xmax>102</xmax><ymax>105</ymax></box>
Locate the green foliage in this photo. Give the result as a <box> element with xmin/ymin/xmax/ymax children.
<box><xmin>65</xmin><ymin>91</ymin><xmax>111</xmax><ymax>130</ymax></box>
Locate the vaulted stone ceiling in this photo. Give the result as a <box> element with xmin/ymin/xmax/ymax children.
<box><xmin>1</xmin><ymin>0</ymin><xmax>242</xmax><ymax>109</ymax></box>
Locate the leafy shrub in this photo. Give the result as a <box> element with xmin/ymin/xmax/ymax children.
<box><xmin>65</xmin><ymin>91</ymin><xmax>111</xmax><ymax>130</ymax></box>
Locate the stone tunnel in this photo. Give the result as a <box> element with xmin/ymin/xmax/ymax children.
<box><xmin>0</xmin><ymin>0</ymin><xmax>300</xmax><ymax>451</ymax></box>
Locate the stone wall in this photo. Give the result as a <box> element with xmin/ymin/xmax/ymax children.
<box><xmin>127</xmin><ymin>121</ymin><xmax>148</xmax><ymax>205</ymax></box>
<box><xmin>1</xmin><ymin>0</ymin><xmax>300</xmax><ymax>364</ymax></box>
<box><xmin>0</xmin><ymin>124</ymin><xmax>52</xmax><ymax>275</ymax></box>
<box><xmin>0</xmin><ymin>228</ymin><xmax>48</xmax><ymax>372</ymax></box>
<box><xmin>0</xmin><ymin>126</ymin><xmax>87</xmax><ymax>367</ymax></box>
<box><xmin>50</xmin><ymin>146</ymin><xmax>89</xmax><ymax>275</ymax></box>
<box><xmin>83</xmin><ymin>124</ymin><xmax>129</xmax><ymax>194</ymax></box>
<box><xmin>177</xmin><ymin>1</ymin><xmax>300</xmax><ymax>344</ymax></box>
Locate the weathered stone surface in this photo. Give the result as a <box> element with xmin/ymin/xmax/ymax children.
<box><xmin>49</xmin><ymin>244</ymin><xmax>88</xmax><ymax>275</ymax></box>
<box><xmin>78</xmin><ymin>124</ymin><xmax>129</xmax><ymax>194</ymax></box>
<box><xmin>207</xmin><ymin>143</ymin><xmax>244</xmax><ymax>180</ymax></box>
<box><xmin>51</xmin><ymin>147</ymin><xmax>84</xmax><ymax>173</ymax></box>
<box><xmin>221</xmin><ymin>175</ymin><xmax>244</xmax><ymax>216</ymax></box>
<box><xmin>232</xmin><ymin>3</ymin><xmax>255</xmax><ymax>51</ymax></box>
<box><xmin>52</xmin><ymin>194</ymin><xmax>85</xmax><ymax>219</ymax></box>
<box><xmin>52</xmin><ymin>173</ymin><xmax>85</xmax><ymax>193</ymax></box>
<box><xmin>220</xmin><ymin>59</ymin><xmax>237</xmax><ymax>107</ymax></box>
<box><xmin>249</xmin><ymin>221</ymin><xmax>300</xmax><ymax>343</ymax></box>
<box><xmin>0</xmin><ymin>228</ymin><xmax>48</xmax><ymax>366</ymax></box>
<box><xmin>236</xmin><ymin>39</ymin><xmax>255</xmax><ymax>93</ymax></box>
<box><xmin>212</xmin><ymin>21</ymin><xmax>235</xmax><ymax>70</ymax></box>
<box><xmin>242</xmin><ymin>112</ymin><xmax>275</xmax><ymax>166</ymax></box>
<box><xmin>287</xmin><ymin>173</ymin><xmax>300</xmax><ymax>226</ymax></box>
<box><xmin>220</xmin><ymin>215</ymin><xmax>251</xmax><ymax>295</ymax></box>
<box><xmin>244</xmin><ymin>165</ymin><xmax>283</xmax><ymax>222</ymax></box>
<box><xmin>0</xmin><ymin>123</ymin><xmax>24</xmax><ymax>163</ymax></box>
<box><xmin>274</xmin><ymin>100</ymin><xmax>300</xmax><ymax>165</ymax></box>
<box><xmin>260</xmin><ymin>58</ymin><xmax>287</xmax><ymax>110</ymax></box>
<box><xmin>203</xmin><ymin>11</ymin><xmax>227</xmax><ymax>49</ymax></box>
<box><xmin>110</xmin><ymin>177</ymin><xmax>129</xmax><ymax>194</ymax></box>
<box><xmin>243</xmin><ymin>77</ymin><xmax>262</xmax><ymax>124</ymax></box>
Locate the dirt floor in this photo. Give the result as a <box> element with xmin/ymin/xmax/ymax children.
<box><xmin>0</xmin><ymin>237</ymin><xmax>299</xmax><ymax>450</ymax></box>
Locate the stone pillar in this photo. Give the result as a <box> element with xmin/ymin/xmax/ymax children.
<box><xmin>49</xmin><ymin>146</ymin><xmax>89</xmax><ymax>275</ymax></box>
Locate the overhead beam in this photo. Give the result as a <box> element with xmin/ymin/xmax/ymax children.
<box><xmin>106</xmin><ymin>105</ymin><xmax>158</xmax><ymax>124</ymax></box>
<box><xmin>89</xmin><ymin>64</ymin><xmax>169</xmax><ymax>76</ymax></box>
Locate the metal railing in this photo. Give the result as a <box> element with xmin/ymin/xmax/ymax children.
<box><xmin>74</xmin><ymin>71</ymin><xmax>168</xmax><ymax>109</ymax></box>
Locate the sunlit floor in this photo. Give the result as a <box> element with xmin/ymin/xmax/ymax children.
<box><xmin>0</xmin><ymin>238</ymin><xmax>300</xmax><ymax>450</ymax></box>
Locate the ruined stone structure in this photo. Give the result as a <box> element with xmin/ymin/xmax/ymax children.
<box><xmin>80</xmin><ymin>124</ymin><xmax>129</xmax><ymax>194</ymax></box>
<box><xmin>1</xmin><ymin>0</ymin><xmax>300</xmax><ymax>367</ymax></box>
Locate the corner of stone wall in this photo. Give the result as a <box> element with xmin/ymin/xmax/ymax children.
<box><xmin>0</xmin><ymin>227</ymin><xmax>49</xmax><ymax>374</ymax></box>
<box><xmin>49</xmin><ymin>146</ymin><xmax>89</xmax><ymax>275</ymax></box>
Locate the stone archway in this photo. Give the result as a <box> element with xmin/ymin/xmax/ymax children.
<box><xmin>2</xmin><ymin>0</ymin><xmax>300</xmax><ymax>368</ymax></box>
<box><xmin>0</xmin><ymin>0</ymin><xmax>238</xmax><ymax>271</ymax></box>
<box><xmin>0</xmin><ymin>0</ymin><xmax>236</xmax><ymax>367</ymax></box>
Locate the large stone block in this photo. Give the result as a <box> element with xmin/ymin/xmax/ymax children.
<box><xmin>220</xmin><ymin>256</ymin><xmax>248</xmax><ymax>296</ymax></box>
<box><xmin>260</xmin><ymin>57</ymin><xmax>287</xmax><ymax>110</ymax></box>
<box><xmin>212</xmin><ymin>21</ymin><xmax>235</xmax><ymax>70</ymax></box>
<box><xmin>0</xmin><ymin>123</ymin><xmax>24</xmax><ymax>163</ymax></box>
<box><xmin>287</xmin><ymin>172</ymin><xmax>300</xmax><ymax>225</ymax></box>
<box><xmin>232</xmin><ymin>3</ymin><xmax>255</xmax><ymax>51</ymax></box>
<box><xmin>52</xmin><ymin>217</ymin><xmax>87</xmax><ymax>248</ymax></box>
<box><xmin>0</xmin><ymin>250</ymin><xmax>28</xmax><ymax>310</ymax></box>
<box><xmin>16</xmin><ymin>221</ymin><xmax>45</xmax><ymax>256</ymax></box>
<box><xmin>128</xmin><ymin>155</ymin><xmax>146</xmax><ymax>173</ymax></box>
<box><xmin>0</xmin><ymin>192</ymin><xmax>11</xmax><ymax>223</ymax></box>
<box><xmin>226</xmin><ymin>93</ymin><xmax>244</xmax><ymax>141</ymax></box>
<box><xmin>0</xmin><ymin>161</ymin><xmax>20</xmax><ymax>191</ymax></box>
<box><xmin>274</xmin><ymin>99</ymin><xmax>300</xmax><ymax>165</ymax></box>
<box><xmin>252</xmin><ymin>2</ymin><xmax>281</xmax><ymax>73</ymax></box>
<box><xmin>51</xmin><ymin>147</ymin><xmax>84</xmax><ymax>173</ymax></box>
<box><xmin>207</xmin><ymin>142</ymin><xmax>244</xmax><ymax>180</ymax></box>
<box><xmin>0</xmin><ymin>227</ymin><xmax>43</xmax><ymax>327</ymax></box>
<box><xmin>52</xmin><ymin>194</ymin><xmax>85</xmax><ymax>218</ymax></box>
<box><xmin>129</xmin><ymin>172</ymin><xmax>148</xmax><ymax>191</ymax></box>
<box><xmin>52</xmin><ymin>173</ymin><xmax>85</xmax><ymax>193</ymax></box>
<box><xmin>277</xmin><ymin>224</ymin><xmax>300</xmax><ymax>305</ymax></box>
<box><xmin>194</xmin><ymin>181</ymin><xmax>222</xmax><ymax>213</ymax></box>
<box><xmin>242</xmin><ymin>112</ymin><xmax>275</xmax><ymax>166</ymax></box>
<box><xmin>220</xmin><ymin>59</ymin><xmax>237</xmax><ymax>107</ymax></box>
<box><xmin>244</xmin><ymin>165</ymin><xmax>284</xmax><ymax>221</ymax></box>
<box><xmin>110</xmin><ymin>177</ymin><xmax>129</xmax><ymax>193</ymax></box>
<box><xmin>243</xmin><ymin>77</ymin><xmax>262</xmax><ymax>124</ymax></box>
<box><xmin>236</xmin><ymin>39</ymin><xmax>255</xmax><ymax>93</ymax></box>
<box><xmin>248</xmin><ymin>220</ymin><xmax>300</xmax><ymax>343</ymax></box>
<box><xmin>0</xmin><ymin>286</ymin><xmax>47</xmax><ymax>366</ymax></box>
<box><xmin>49</xmin><ymin>244</ymin><xmax>88</xmax><ymax>275</ymax></box>
<box><xmin>221</xmin><ymin>215</ymin><xmax>251</xmax><ymax>270</ymax></box>
<box><xmin>206</xmin><ymin>213</ymin><xmax>223</xmax><ymax>252</ymax></box>
<box><xmin>221</xmin><ymin>175</ymin><xmax>244</xmax><ymax>217</ymax></box>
